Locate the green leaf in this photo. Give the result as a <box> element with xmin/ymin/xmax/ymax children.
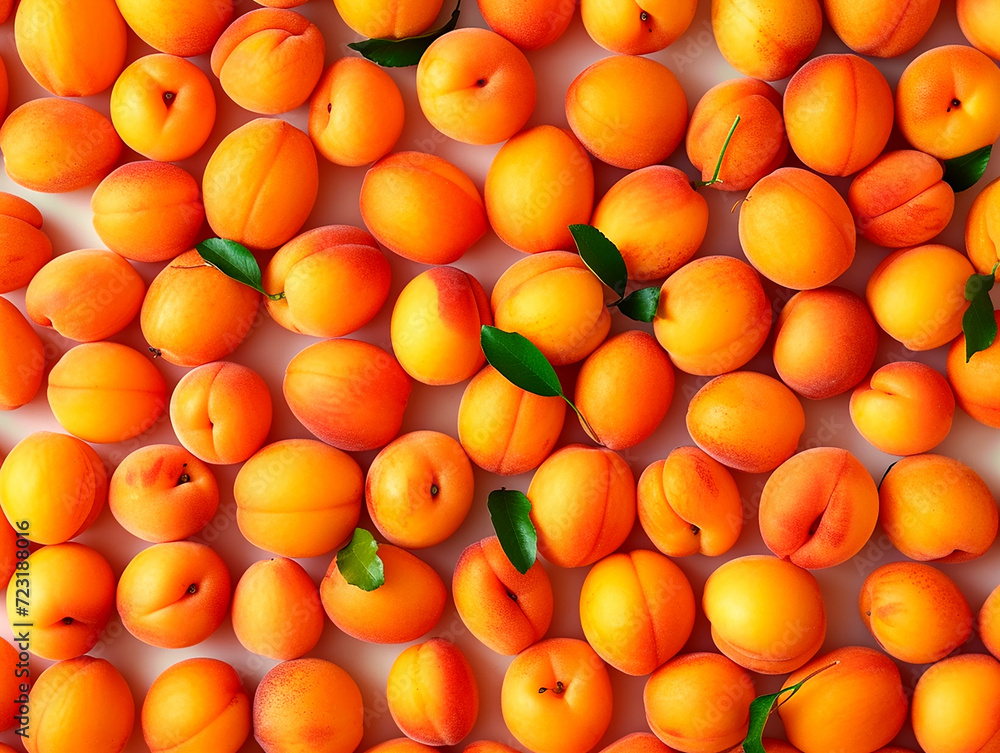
<box><xmin>480</xmin><ymin>326</ymin><xmax>564</xmax><ymax>398</ymax></box>
<box><xmin>944</xmin><ymin>145</ymin><xmax>992</xmax><ymax>193</ymax></box>
<box><xmin>488</xmin><ymin>489</ymin><xmax>537</xmax><ymax>574</ymax></box>
<box><xmin>741</xmin><ymin>661</ymin><xmax>839</xmax><ymax>753</ymax></box>
<box><xmin>693</xmin><ymin>114</ymin><xmax>741</xmax><ymax>188</ymax></box>
<box><xmin>963</xmin><ymin>262</ymin><xmax>999</xmax><ymax>362</ymax></box>
<box><xmin>615</xmin><ymin>286</ymin><xmax>660</xmax><ymax>323</ymax></box>
<box><xmin>196</xmin><ymin>238</ymin><xmax>282</xmax><ymax>300</ymax></box>
<box><xmin>336</xmin><ymin>529</ymin><xmax>385</xmax><ymax>591</ymax></box>
<box><xmin>570</xmin><ymin>224</ymin><xmax>628</xmax><ymax>300</ymax></box>
<box><xmin>348</xmin><ymin>0</ymin><xmax>461</xmax><ymax>67</ymax></box>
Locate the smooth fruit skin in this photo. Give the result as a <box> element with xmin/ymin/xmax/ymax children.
<box><xmin>948</xmin><ymin>310</ymin><xmax>1000</xmax><ymax>428</ymax></box>
<box><xmin>478</xmin><ymin>0</ymin><xmax>575</xmax><ymax>50</ymax></box>
<box><xmin>581</xmin><ymin>0</ymin><xmax>696</xmax><ymax>54</ymax></box>
<box><xmin>912</xmin><ymin>654</ymin><xmax>1000</xmax><ymax>753</ymax></box>
<box><xmin>824</xmin><ymin>0</ymin><xmax>940</xmax><ymax>57</ymax></box>
<box><xmin>966</xmin><ymin>176</ymin><xmax>1000</xmax><ymax>274</ymax></box>
<box><xmin>711</xmin><ymin>0</ymin><xmax>822</xmax><ymax>81</ymax></box>
<box><xmin>333</xmin><ymin>0</ymin><xmax>444</xmax><ymax>39</ymax></box>
<box><xmin>0</xmin><ymin>192</ymin><xmax>51</xmax><ymax>293</ymax></box>
<box><xmin>959</xmin><ymin>0</ymin><xmax>1000</xmax><ymax>60</ymax></box>
<box><xmin>115</xmin><ymin>0</ymin><xmax>233</xmax><ymax>56</ymax></box>
<box><xmin>0</xmin><ymin>297</ymin><xmax>44</xmax><ymax>411</ymax></box>
<box><xmin>980</xmin><ymin>583</ymin><xmax>1000</xmax><ymax>661</ymax></box>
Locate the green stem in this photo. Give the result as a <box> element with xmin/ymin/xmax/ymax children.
<box><xmin>266</xmin><ymin>291</ymin><xmax>286</xmax><ymax>301</ymax></box>
<box><xmin>565</xmin><ymin>397</ymin><xmax>603</xmax><ymax>447</ymax></box>
<box><xmin>692</xmin><ymin>114</ymin><xmax>741</xmax><ymax>188</ymax></box>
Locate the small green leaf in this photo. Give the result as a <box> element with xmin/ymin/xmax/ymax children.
<box><xmin>196</xmin><ymin>238</ymin><xmax>283</xmax><ymax>300</ymax></box>
<box><xmin>963</xmin><ymin>262</ymin><xmax>999</xmax><ymax>362</ymax></box>
<box><xmin>570</xmin><ymin>224</ymin><xmax>628</xmax><ymax>300</ymax></box>
<box><xmin>348</xmin><ymin>0</ymin><xmax>460</xmax><ymax>67</ymax></box>
<box><xmin>693</xmin><ymin>113</ymin><xmax>741</xmax><ymax>188</ymax></box>
<box><xmin>481</xmin><ymin>326</ymin><xmax>563</xmax><ymax>398</ymax></box>
<box><xmin>337</xmin><ymin>529</ymin><xmax>385</xmax><ymax>591</ymax></box>
<box><xmin>488</xmin><ymin>489</ymin><xmax>537</xmax><ymax>574</ymax></box>
<box><xmin>944</xmin><ymin>145</ymin><xmax>992</xmax><ymax>193</ymax></box>
<box><xmin>741</xmin><ymin>661</ymin><xmax>840</xmax><ymax>753</ymax></box>
<box><xmin>615</xmin><ymin>286</ymin><xmax>660</xmax><ymax>323</ymax></box>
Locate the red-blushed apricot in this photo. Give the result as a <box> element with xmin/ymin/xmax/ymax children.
<box><xmin>773</xmin><ymin>287</ymin><xmax>878</xmax><ymax>401</ymax></box>
<box><xmin>170</xmin><ymin>361</ymin><xmax>273</xmax><ymax>466</ymax></box>
<box><xmin>0</xmin><ymin>431</ymin><xmax>106</xmax><ymax>545</ymax></box>
<box><xmin>959</xmin><ymin>0</ymin><xmax>1000</xmax><ymax>59</ymax></box>
<box><xmin>850</xmin><ymin>362</ymin><xmax>955</xmax><ymax>456</ymax></box>
<box><xmin>566</xmin><ymin>55</ymin><xmax>687</xmax><ymax>170</ymax></box>
<box><xmin>912</xmin><ymin>654</ymin><xmax>1000</xmax><ymax>753</ymax></box>
<box><xmin>948</xmin><ymin>309</ymin><xmax>1000</xmax><ymax>427</ymax></box>
<box><xmin>25</xmin><ymin>249</ymin><xmax>145</xmax><ymax>342</ymax></box>
<box><xmin>142</xmin><ymin>658</ymin><xmax>250</xmax><ymax>753</ymax></box>
<box><xmin>232</xmin><ymin>557</ymin><xmax>324</xmax><ymax>661</ymax></box>
<box><xmin>712</xmin><ymin>0</ymin><xmax>822</xmax><ymax>81</ymax></box>
<box><xmin>333</xmin><ymin>0</ymin><xmax>443</xmax><ymax>38</ymax></box>
<box><xmin>0</xmin><ymin>1</ymin><xmax>10</xmax><ymax>23</ymax></box>
<box><xmin>284</xmin><ymin>339</ymin><xmax>412</xmax><ymax>452</ymax></box>
<box><xmin>492</xmin><ymin>250</ymin><xmax>611</xmax><ymax>366</ymax></box>
<box><xmin>254</xmin><ymin>658</ymin><xmax>364</xmax><ymax>753</ymax></box>
<box><xmin>0</xmin><ymin>297</ymin><xmax>43</xmax><ymax>411</ymax></box>
<box><xmin>202</xmin><ymin>117</ymin><xmax>318</xmax><ymax>251</ymax></box>
<box><xmin>0</xmin><ymin>193</ymin><xmax>51</xmax><ymax>292</ymax></box>
<box><xmin>478</xmin><ymin>0</ymin><xmax>574</xmax><ymax>49</ymax></box>
<box><xmin>778</xmin><ymin>647</ymin><xmax>907</xmax><ymax>753</ymax></box>
<box><xmin>0</xmin><ymin>640</ymin><xmax>19</xmax><ymax>732</ymax></box>
<box><xmin>980</xmin><ymin>583</ymin><xmax>1000</xmax><ymax>661</ymax></box>
<box><xmin>860</xmin><ymin>561</ymin><xmax>972</xmax><ymax>665</ymax></box>
<box><xmin>484</xmin><ymin>125</ymin><xmax>594</xmax><ymax>255</ymax></box>
<box><xmin>848</xmin><ymin>149</ymin><xmax>955</xmax><ymax>248</ymax></box>
<box><xmin>601</xmin><ymin>733</ymin><xmax>679</xmax><ymax>753</ymax></box>
<box><xmin>390</xmin><ymin>267</ymin><xmax>492</xmax><ymax>386</ymax></box>
<box><xmin>638</xmin><ymin>447</ymin><xmax>743</xmax><ymax>558</ymax></box>
<box><xmin>23</xmin><ymin>656</ymin><xmax>134</xmax><ymax>753</ymax></box>
<box><xmin>0</xmin><ymin>522</ymin><xmax>16</xmax><ymax>591</ymax></box>
<box><xmin>116</xmin><ymin>0</ymin><xmax>233</xmax><ymax>56</ymax></box>
<box><xmin>465</xmin><ymin>743</ymin><xmax>521</xmax><ymax>753</ymax></box>
<box><xmin>824</xmin><ymin>0</ymin><xmax>939</xmax><ymax>57</ymax></box>
<box><xmin>234</xmin><ymin>439</ymin><xmax>362</xmax><ymax>558</ymax></box>
<box><xmin>387</xmin><ymin>639</ymin><xmax>479</xmax><ymax>746</ymax></box>
<box><xmin>574</xmin><ymin>331</ymin><xmax>674</xmax><ymax>450</ymax></box>
<box><xmin>687</xmin><ymin>371</ymin><xmax>806</xmax><ymax>474</ymax></box>
<box><xmin>457</xmin><ymin>365</ymin><xmax>566</xmax><ymax>476</ymax></box>
<box><xmin>91</xmin><ymin>162</ymin><xmax>204</xmax><ymax>264</ymax></box>
<box><xmin>0</xmin><ymin>98</ymin><xmax>122</xmax><ymax>193</ymax></box>
<box><xmin>967</xmin><ymin>176</ymin><xmax>1000</xmax><ymax>274</ymax></box>
<box><xmin>367</xmin><ymin>740</ymin><xmax>439</xmax><ymax>753</ymax></box>
<box><xmin>580</xmin><ymin>550</ymin><xmax>695</xmax><ymax>676</ymax></box>
<box><xmin>211</xmin><ymin>9</ymin><xmax>325</xmax><ymax>115</ymax></box>
<box><xmin>502</xmin><ymin>638</ymin><xmax>613</xmax><ymax>753</ymax></box>
<box><xmin>760</xmin><ymin>448</ymin><xmax>879</xmax><ymax>569</ymax></box>
<box><xmin>360</xmin><ymin>151</ymin><xmax>487</xmax><ymax>265</ymax></box>
<box><xmin>591</xmin><ymin>166</ymin><xmax>707</xmax><ymax>281</ymax></box>
<box><xmin>453</xmin><ymin>536</ymin><xmax>553</xmax><ymax>655</ymax></box>
<box><xmin>528</xmin><ymin>445</ymin><xmax>635</xmax><ymax>569</ymax></box>
<box><xmin>48</xmin><ymin>342</ymin><xmax>168</xmax><ymax>444</ymax></box>
<box><xmin>117</xmin><ymin>541</ymin><xmax>231</xmax><ymax>649</ymax></box>
<box><xmin>703</xmin><ymin>555</ymin><xmax>826</xmax><ymax>674</ymax></box>
<box><xmin>321</xmin><ymin>543</ymin><xmax>446</xmax><ymax>644</ymax></box>
<box><xmin>367</xmin><ymin>431</ymin><xmax>474</xmax><ymax>549</ymax></box>
<box><xmin>416</xmin><ymin>28</ymin><xmax>536</xmax><ymax>145</ymax></box>
<box><xmin>580</xmin><ymin>0</ymin><xmax>696</xmax><ymax>54</ymax></box>
<box><xmin>645</xmin><ymin>652</ymin><xmax>755</xmax><ymax>753</ymax></box>
<box><xmin>879</xmin><ymin>453</ymin><xmax>998</xmax><ymax>563</ymax></box>
<box><xmin>865</xmin><ymin>244</ymin><xmax>974</xmax><ymax>351</ymax></box>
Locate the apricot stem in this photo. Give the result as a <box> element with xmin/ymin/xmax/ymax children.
<box><xmin>538</xmin><ymin>681</ymin><xmax>565</xmax><ymax>694</ymax></box>
<box><xmin>569</xmin><ymin>399</ymin><xmax>604</xmax><ymax>448</ymax></box>
<box><xmin>692</xmin><ymin>114</ymin><xmax>741</xmax><ymax>188</ymax></box>
<box><xmin>775</xmin><ymin>660</ymin><xmax>840</xmax><ymax>708</ymax></box>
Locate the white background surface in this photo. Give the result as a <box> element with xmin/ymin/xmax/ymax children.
<box><xmin>0</xmin><ymin>0</ymin><xmax>998</xmax><ymax>751</ymax></box>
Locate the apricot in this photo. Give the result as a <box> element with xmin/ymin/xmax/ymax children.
<box><xmin>142</xmin><ymin>658</ymin><xmax>250</xmax><ymax>753</ymax></box>
<box><xmin>202</xmin><ymin>117</ymin><xmax>318</xmax><ymax>250</ymax></box>
<box><xmin>91</xmin><ymin>161</ymin><xmax>204</xmax><ymax>264</ymax></box>
<box><xmin>879</xmin><ymin>453</ymin><xmax>998</xmax><ymax>563</ymax></box>
<box><xmin>0</xmin><ymin>640</ymin><xmax>19</xmax><ymax>732</ymax></box>
<box><xmin>824</xmin><ymin>0</ymin><xmax>939</xmax><ymax>57</ymax></box>
<box><xmin>778</xmin><ymin>647</ymin><xmax>908</xmax><ymax>753</ymax></box>
<box><xmin>0</xmin><ymin>193</ymin><xmax>52</xmax><ymax>293</ymax></box>
<box><xmin>850</xmin><ymin>361</ymin><xmax>955</xmax><ymax>456</ymax></box>
<box><xmin>959</xmin><ymin>0</ymin><xmax>1000</xmax><ymax>60</ymax></box>
<box><xmin>980</xmin><ymin>583</ymin><xmax>1000</xmax><ymax>660</ymax></box>
<box><xmin>848</xmin><ymin>149</ymin><xmax>955</xmax><ymax>248</ymax></box>
<box><xmin>320</xmin><ymin>543</ymin><xmax>446</xmax><ymax>644</ymax></box>
<box><xmin>0</xmin><ymin>1</ymin><xmax>9</xmax><ymax>22</ymax></box>
<box><xmin>502</xmin><ymin>638</ymin><xmax>613</xmax><ymax>753</ymax></box>
<box><xmin>109</xmin><ymin>444</ymin><xmax>219</xmax><ymax>542</ymax></box>
<box><xmin>0</xmin><ymin>297</ymin><xmax>43</xmax><ymax>411</ymax></box>
<box><xmin>211</xmin><ymin>9</ymin><xmax>325</xmax><ymax>115</ymax></box>
<box><xmin>686</xmin><ymin>371</ymin><xmax>806</xmax><ymax>474</ymax></box>
<box><xmin>566</xmin><ymin>55</ymin><xmax>687</xmax><ymax>170</ymax></box>
<box><xmin>368</xmin><ymin>740</ymin><xmax>439</xmax><ymax>753</ymax></box>
<box><xmin>948</xmin><ymin>310</ymin><xmax>1000</xmax><ymax>427</ymax></box>
<box><xmin>390</xmin><ymin>267</ymin><xmax>492</xmax><ymax>385</ymax></box>
<box><xmin>416</xmin><ymin>28</ymin><xmax>536</xmax><ymax>145</ymax></box>
<box><xmin>0</xmin><ymin>431</ymin><xmax>106</xmax><ymax>545</ymax></box>
<box><xmin>231</xmin><ymin>557</ymin><xmax>324</xmax><ymax>660</ymax></box>
<box><xmin>457</xmin><ymin>365</ymin><xmax>566</xmax><ymax>476</ymax></box>
<box><xmin>283</xmin><ymin>339</ymin><xmax>412</xmax><ymax>452</ymax></box>
<box><xmin>601</xmin><ymin>734</ymin><xmax>678</xmax><ymax>753</ymax></box>
<box><xmin>234</xmin><ymin>439</ymin><xmax>362</xmax><ymax>558</ymax></box>
<box><xmin>478</xmin><ymin>0</ymin><xmax>575</xmax><ymax>49</ymax></box>
<box><xmin>110</xmin><ymin>54</ymin><xmax>217</xmax><ymax>162</ymax></box>
<box><xmin>730</xmin><ymin>741</ymin><xmax>803</xmax><ymax>753</ymax></box>
<box><xmin>638</xmin><ymin>446</ymin><xmax>743</xmax><ymax>558</ymax></box>
<box><xmin>14</xmin><ymin>0</ymin><xmax>126</xmax><ymax>96</ymax></box>
<box><xmin>170</xmin><ymin>361</ymin><xmax>273</xmax><ymax>465</ymax></box>
<box><xmin>580</xmin><ymin>0</ymin><xmax>695</xmax><ymax>54</ymax></box>
<box><xmin>0</xmin><ymin>98</ymin><xmax>121</xmax><ymax>193</ymax></box>
<box><xmin>333</xmin><ymin>0</ymin><xmax>443</xmax><ymax>38</ymax></box>
<box><xmin>141</xmin><ymin>249</ymin><xmax>261</xmax><ymax>367</ymax></box>
<box><xmin>360</xmin><ymin>151</ymin><xmax>487</xmax><ymax>265</ymax></box>
<box><xmin>739</xmin><ymin>167</ymin><xmax>856</xmax><ymax>289</ymax></box>
<box><xmin>116</xmin><ymin>0</ymin><xmax>233</xmax><ymax>56</ymax></box>
<box><xmin>865</xmin><ymin>244</ymin><xmax>974</xmax><ymax>351</ymax></box>
<box><xmin>645</xmin><ymin>652</ymin><xmax>755</xmax><ymax>753</ymax></box>
<box><xmin>387</xmin><ymin>639</ymin><xmax>479</xmax><ymax>746</ymax></box>
<box><xmin>24</xmin><ymin>656</ymin><xmax>134</xmax><ymax>753</ymax></box>
<box><xmin>309</xmin><ymin>57</ymin><xmax>405</xmax><ymax>167</ymax></box>
<box><xmin>25</xmin><ymin>249</ymin><xmax>145</xmax><ymax>342</ymax></box>
<box><xmin>711</xmin><ymin>0</ymin><xmax>822</xmax><ymax>81</ymax></box>
<box><xmin>896</xmin><ymin>45</ymin><xmax>1000</xmax><ymax>160</ymax></box>
<box><xmin>967</xmin><ymin>176</ymin><xmax>1000</xmax><ymax>274</ymax></box>
<box><xmin>453</xmin><ymin>536</ymin><xmax>553</xmax><ymax>655</ymax></box>
<box><xmin>860</xmin><ymin>561</ymin><xmax>972</xmax><ymax>665</ymax></box>
<box><xmin>0</xmin><ymin>523</ymin><xmax>16</xmax><ymax>591</ymax></box>
<box><xmin>117</xmin><ymin>540</ymin><xmax>231</xmax><ymax>648</ymax></box>
<box><xmin>912</xmin><ymin>654</ymin><xmax>1000</xmax><ymax>753</ymax></box>
<box><xmin>591</xmin><ymin>166</ymin><xmax>707</xmax><ymax>281</ymax></box>
<box><xmin>703</xmin><ymin>555</ymin><xmax>826</xmax><ymax>674</ymax></box>
<box><xmin>48</xmin><ymin>342</ymin><xmax>168</xmax><ymax>444</ymax></box>
<box><xmin>484</xmin><ymin>125</ymin><xmax>594</xmax><ymax>255</ymax></box>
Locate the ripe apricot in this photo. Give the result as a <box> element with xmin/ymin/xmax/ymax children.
<box><xmin>824</xmin><ymin>0</ymin><xmax>939</xmax><ymax>57</ymax></box>
<box><xmin>0</xmin><ymin>193</ymin><xmax>51</xmax><ymax>292</ymax></box>
<box><xmin>580</xmin><ymin>0</ymin><xmax>696</xmax><ymax>54</ymax></box>
<box><xmin>980</xmin><ymin>583</ymin><xmax>1000</xmax><ymax>660</ymax></box>
<box><xmin>967</xmin><ymin>176</ymin><xmax>1000</xmax><ymax>274</ymax></box>
<box><xmin>947</xmin><ymin>309</ymin><xmax>1000</xmax><ymax>427</ymax></box>
<box><xmin>367</xmin><ymin>740</ymin><xmax>438</xmax><ymax>753</ymax></box>
<box><xmin>0</xmin><ymin>523</ymin><xmax>16</xmax><ymax>591</ymax></box>
<box><xmin>601</xmin><ymin>734</ymin><xmax>678</xmax><ymax>753</ymax></box>
<box><xmin>912</xmin><ymin>654</ymin><xmax>1000</xmax><ymax>753</ymax></box>
<box><xmin>116</xmin><ymin>0</ymin><xmax>233</xmax><ymax>56</ymax></box>
<box><xmin>466</xmin><ymin>742</ymin><xmax>522</xmax><ymax>753</ymax></box>
<box><xmin>0</xmin><ymin>297</ymin><xmax>43</xmax><ymax>411</ymax></box>
<box><xmin>0</xmin><ymin>640</ymin><xmax>19</xmax><ymax>732</ymax></box>
<box><xmin>333</xmin><ymin>0</ymin><xmax>443</xmax><ymax>38</ymax></box>
<box><xmin>712</xmin><ymin>0</ymin><xmax>822</xmax><ymax>81</ymax></box>
<box><xmin>478</xmin><ymin>0</ymin><xmax>575</xmax><ymax>49</ymax></box>
<box><xmin>959</xmin><ymin>0</ymin><xmax>1000</xmax><ymax>59</ymax></box>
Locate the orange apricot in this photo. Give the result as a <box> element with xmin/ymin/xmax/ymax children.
<box><xmin>601</xmin><ymin>733</ymin><xmax>679</xmax><ymax>753</ymax></box>
<box><xmin>967</xmin><ymin>176</ymin><xmax>1000</xmax><ymax>274</ymax></box>
<box><xmin>824</xmin><ymin>0</ymin><xmax>939</xmax><ymax>57</ymax></box>
<box><xmin>366</xmin><ymin>740</ymin><xmax>439</xmax><ymax>753</ymax></box>
<box><xmin>116</xmin><ymin>0</ymin><xmax>233</xmax><ymax>56</ymax></box>
<box><xmin>478</xmin><ymin>0</ymin><xmax>575</xmax><ymax>49</ymax></box>
<box><xmin>0</xmin><ymin>640</ymin><xmax>18</xmax><ymax>732</ymax></box>
<box><xmin>333</xmin><ymin>0</ymin><xmax>443</xmax><ymax>38</ymax></box>
<box><xmin>0</xmin><ymin>193</ymin><xmax>52</xmax><ymax>293</ymax></box>
<box><xmin>729</xmin><ymin>740</ymin><xmax>804</xmax><ymax>753</ymax></box>
<box><xmin>947</xmin><ymin>309</ymin><xmax>1000</xmax><ymax>427</ymax></box>
<box><xmin>0</xmin><ymin>297</ymin><xmax>43</xmax><ymax>411</ymax></box>
<box><xmin>0</xmin><ymin>523</ymin><xmax>16</xmax><ymax>592</ymax></box>
<box><xmin>466</xmin><ymin>743</ymin><xmax>522</xmax><ymax>753</ymax></box>
<box><xmin>958</xmin><ymin>0</ymin><xmax>1000</xmax><ymax>60</ymax></box>
<box><xmin>580</xmin><ymin>0</ymin><xmax>696</xmax><ymax>54</ymax></box>
<box><xmin>911</xmin><ymin>654</ymin><xmax>1000</xmax><ymax>753</ymax></box>
<box><xmin>712</xmin><ymin>0</ymin><xmax>822</xmax><ymax>81</ymax></box>
<box><xmin>979</xmin><ymin>583</ymin><xmax>1000</xmax><ymax>660</ymax></box>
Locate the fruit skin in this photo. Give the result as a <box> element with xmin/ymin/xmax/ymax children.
<box><xmin>580</xmin><ymin>0</ymin><xmax>696</xmax><ymax>54</ymax></box>
<box><xmin>478</xmin><ymin>0</ymin><xmax>575</xmax><ymax>50</ymax></box>
<box><xmin>823</xmin><ymin>0</ymin><xmax>939</xmax><ymax>57</ymax></box>
<box><xmin>599</xmin><ymin>733</ymin><xmax>679</xmax><ymax>753</ymax></box>
<box><xmin>979</xmin><ymin>584</ymin><xmax>1000</xmax><ymax>661</ymax></box>
<box><xmin>948</xmin><ymin>310</ymin><xmax>1000</xmax><ymax>428</ymax></box>
<box><xmin>711</xmin><ymin>0</ymin><xmax>822</xmax><ymax>81</ymax></box>
<box><xmin>967</xmin><ymin>176</ymin><xmax>1000</xmax><ymax>274</ymax></box>
<box><xmin>0</xmin><ymin>640</ymin><xmax>21</xmax><ymax>732</ymax></box>
<box><xmin>115</xmin><ymin>0</ymin><xmax>233</xmax><ymax>56</ymax></box>
<box><xmin>333</xmin><ymin>0</ymin><xmax>444</xmax><ymax>39</ymax></box>
<box><xmin>0</xmin><ymin>192</ymin><xmax>52</xmax><ymax>293</ymax></box>
<box><xmin>366</xmin><ymin>740</ymin><xmax>439</xmax><ymax>753</ymax></box>
<box><xmin>959</xmin><ymin>0</ymin><xmax>1000</xmax><ymax>60</ymax></box>
<box><xmin>0</xmin><ymin>297</ymin><xmax>44</xmax><ymax>411</ymax></box>
<box><xmin>911</xmin><ymin>654</ymin><xmax>1000</xmax><ymax>753</ymax></box>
